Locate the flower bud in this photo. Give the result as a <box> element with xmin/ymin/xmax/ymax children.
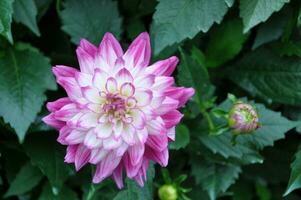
<box><xmin>158</xmin><ymin>184</ymin><xmax>178</xmax><ymax>200</ymax></box>
<box><xmin>228</xmin><ymin>102</ymin><xmax>259</xmax><ymax>134</ymax></box>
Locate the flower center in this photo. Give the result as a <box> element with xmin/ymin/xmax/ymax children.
<box><xmin>101</xmin><ymin>92</ymin><xmax>136</xmax><ymax>124</ymax></box>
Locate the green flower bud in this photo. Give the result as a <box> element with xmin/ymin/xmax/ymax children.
<box><xmin>228</xmin><ymin>102</ymin><xmax>259</xmax><ymax>134</ymax></box>
<box><xmin>158</xmin><ymin>184</ymin><xmax>178</xmax><ymax>200</ymax></box>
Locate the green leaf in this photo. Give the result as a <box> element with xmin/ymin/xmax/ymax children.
<box><xmin>113</xmin><ymin>163</ymin><xmax>155</xmax><ymax>200</ymax></box>
<box><xmin>255</xmin><ymin>181</ymin><xmax>272</xmax><ymax>200</ymax></box>
<box><xmin>4</xmin><ymin>161</ymin><xmax>43</xmax><ymax>197</ymax></box>
<box><xmin>13</xmin><ymin>0</ymin><xmax>40</xmax><ymax>36</ymax></box>
<box><xmin>170</xmin><ymin>124</ymin><xmax>190</xmax><ymax>150</ymax></box>
<box><xmin>227</xmin><ymin>47</ymin><xmax>301</xmax><ymax>105</ymax></box>
<box><xmin>151</xmin><ymin>0</ymin><xmax>232</xmax><ymax>55</ymax></box>
<box><xmin>239</xmin><ymin>0</ymin><xmax>289</xmax><ymax>32</ymax></box>
<box><xmin>285</xmin><ymin>146</ymin><xmax>301</xmax><ymax>196</ymax></box>
<box><xmin>61</xmin><ymin>0</ymin><xmax>122</xmax><ymax>45</ymax></box>
<box><xmin>0</xmin><ymin>44</ymin><xmax>56</xmax><ymax>142</ymax></box>
<box><xmin>271</xmin><ymin>40</ymin><xmax>301</xmax><ymax>57</ymax></box>
<box><xmin>39</xmin><ymin>182</ymin><xmax>78</xmax><ymax>200</ymax></box>
<box><xmin>252</xmin><ymin>10</ymin><xmax>289</xmax><ymax>49</ymax></box>
<box><xmin>205</xmin><ymin>19</ymin><xmax>249</xmax><ymax>68</ymax></box>
<box><xmin>178</xmin><ymin>49</ymin><xmax>209</xmax><ymax>106</ymax></box>
<box><xmin>191</xmin><ymin>158</ymin><xmax>241</xmax><ymax>200</ymax></box>
<box><xmin>199</xmin><ymin>98</ymin><xmax>296</xmax><ymax>163</ymax></box>
<box><xmin>0</xmin><ymin>0</ymin><xmax>14</xmax><ymax>43</ymax></box>
<box><xmin>24</xmin><ymin>132</ymin><xmax>72</xmax><ymax>191</ymax></box>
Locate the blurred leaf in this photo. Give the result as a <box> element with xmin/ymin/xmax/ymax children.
<box><xmin>231</xmin><ymin>181</ymin><xmax>254</xmax><ymax>200</ymax></box>
<box><xmin>285</xmin><ymin>146</ymin><xmax>301</xmax><ymax>196</ymax></box>
<box><xmin>178</xmin><ymin>49</ymin><xmax>209</xmax><ymax>107</ymax></box>
<box><xmin>24</xmin><ymin>133</ymin><xmax>72</xmax><ymax>192</ymax></box>
<box><xmin>239</xmin><ymin>0</ymin><xmax>289</xmax><ymax>32</ymax></box>
<box><xmin>126</xmin><ymin>17</ymin><xmax>145</xmax><ymax>40</ymax></box>
<box><xmin>253</xmin><ymin>10</ymin><xmax>289</xmax><ymax>49</ymax></box>
<box><xmin>271</xmin><ymin>40</ymin><xmax>301</xmax><ymax>57</ymax></box>
<box><xmin>170</xmin><ymin>124</ymin><xmax>190</xmax><ymax>150</ymax></box>
<box><xmin>191</xmin><ymin>157</ymin><xmax>241</xmax><ymax>200</ymax></box>
<box><xmin>228</xmin><ymin>47</ymin><xmax>301</xmax><ymax>105</ymax></box>
<box><xmin>205</xmin><ymin>19</ymin><xmax>249</xmax><ymax>68</ymax></box>
<box><xmin>255</xmin><ymin>181</ymin><xmax>271</xmax><ymax>200</ymax></box>
<box><xmin>4</xmin><ymin>162</ymin><xmax>43</xmax><ymax>197</ymax></box>
<box><xmin>0</xmin><ymin>0</ymin><xmax>14</xmax><ymax>43</ymax></box>
<box><xmin>151</xmin><ymin>0</ymin><xmax>232</xmax><ymax>55</ymax></box>
<box><xmin>0</xmin><ymin>44</ymin><xmax>56</xmax><ymax>142</ymax></box>
<box><xmin>61</xmin><ymin>0</ymin><xmax>122</xmax><ymax>45</ymax></box>
<box><xmin>13</xmin><ymin>0</ymin><xmax>40</xmax><ymax>36</ymax></box>
<box><xmin>39</xmin><ymin>182</ymin><xmax>78</xmax><ymax>200</ymax></box>
<box><xmin>35</xmin><ymin>0</ymin><xmax>52</xmax><ymax>19</ymax></box>
<box><xmin>113</xmin><ymin>163</ymin><xmax>155</xmax><ymax>200</ymax></box>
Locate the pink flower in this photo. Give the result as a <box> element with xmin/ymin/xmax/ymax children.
<box><xmin>43</xmin><ymin>32</ymin><xmax>194</xmax><ymax>188</ymax></box>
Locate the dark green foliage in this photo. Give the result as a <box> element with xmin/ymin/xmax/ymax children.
<box><xmin>1</xmin><ymin>0</ymin><xmax>301</xmax><ymax>199</ymax></box>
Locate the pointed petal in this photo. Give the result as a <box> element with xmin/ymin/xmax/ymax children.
<box><xmin>65</xmin><ymin>129</ymin><xmax>85</xmax><ymax>144</ymax></box>
<box><xmin>123</xmin><ymin>153</ymin><xmax>142</xmax><ymax>178</ymax></box>
<box><xmin>92</xmin><ymin>153</ymin><xmax>122</xmax><ymax>183</ymax></box>
<box><xmin>89</xmin><ymin>148</ymin><xmax>108</xmax><ymax>164</ymax></box>
<box><xmin>165</xmin><ymin>87</ymin><xmax>195</xmax><ymax>107</ymax></box>
<box><xmin>42</xmin><ymin>113</ymin><xmax>64</xmax><ymax>130</ymax></box>
<box><xmin>97</xmin><ymin>32</ymin><xmax>123</xmax><ymax>68</ymax></box>
<box><xmin>54</xmin><ymin>103</ymin><xmax>78</xmax><ymax>121</ymax></box>
<box><xmin>155</xmin><ymin>97</ymin><xmax>179</xmax><ymax>115</ymax></box>
<box><xmin>46</xmin><ymin>97</ymin><xmax>72</xmax><ymax>112</ymax></box>
<box><xmin>123</xmin><ymin>32</ymin><xmax>151</xmax><ymax>69</ymax></box>
<box><xmin>146</xmin><ymin>134</ymin><xmax>168</xmax><ymax>152</ymax></box>
<box><xmin>145</xmin><ymin>147</ymin><xmax>169</xmax><ymax>167</ymax></box>
<box><xmin>57</xmin><ymin>77</ymin><xmax>82</xmax><ymax>100</ymax></box>
<box><xmin>167</xmin><ymin>127</ymin><xmax>176</xmax><ymax>141</ymax></box>
<box><xmin>79</xmin><ymin>38</ymin><xmax>98</xmax><ymax>57</ymax></box>
<box><xmin>147</xmin><ymin>117</ymin><xmax>166</xmax><ymax>135</ymax></box>
<box><xmin>152</xmin><ymin>76</ymin><xmax>174</xmax><ymax>91</ymax></box>
<box><xmin>128</xmin><ymin>143</ymin><xmax>145</xmax><ymax>166</ymax></box>
<box><xmin>134</xmin><ymin>74</ymin><xmax>155</xmax><ymax>89</ymax></box>
<box><xmin>76</xmin><ymin>46</ymin><xmax>95</xmax><ymax>74</ymax></box>
<box><xmin>64</xmin><ymin>145</ymin><xmax>78</xmax><ymax>163</ymax></box>
<box><xmin>75</xmin><ymin>145</ymin><xmax>91</xmax><ymax>171</ymax></box>
<box><xmin>52</xmin><ymin>65</ymin><xmax>77</xmax><ymax>78</ymax></box>
<box><xmin>146</xmin><ymin>56</ymin><xmax>178</xmax><ymax>76</ymax></box>
<box><xmin>162</xmin><ymin>110</ymin><xmax>183</xmax><ymax>129</ymax></box>
<box><xmin>113</xmin><ymin>164</ymin><xmax>124</xmax><ymax>189</ymax></box>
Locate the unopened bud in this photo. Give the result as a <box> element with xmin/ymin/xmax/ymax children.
<box><xmin>228</xmin><ymin>102</ymin><xmax>259</xmax><ymax>134</ymax></box>
<box><xmin>158</xmin><ymin>184</ymin><xmax>178</xmax><ymax>200</ymax></box>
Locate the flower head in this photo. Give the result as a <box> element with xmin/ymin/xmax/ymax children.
<box><xmin>228</xmin><ymin>102</ymin><xmax>259</xmax><ymax>134</ymax></box>
<box><xmin>43</xmin><ymin>32</ymin><xmax>194</xmax><ymax>188</ymax></box>
<box><xmin>158</xmin><ymin>184</ymin><xmax>178</xmax><ymax>200</ymax></box>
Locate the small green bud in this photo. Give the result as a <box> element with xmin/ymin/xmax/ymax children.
<box><xmin>228</xmin><ymin>102</ymin><xmax>259</xmax><ymax>134</ymax></box>
<box><xmin>158</xmin><ymin>184</ymin><xmax>178</xmax><ymax>200</ymax></box>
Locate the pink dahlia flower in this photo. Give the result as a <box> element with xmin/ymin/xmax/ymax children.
<box><xmin>43</xmin><ymin>32</ymin><xmax>194</xmax><ymax>188</ymax></box>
